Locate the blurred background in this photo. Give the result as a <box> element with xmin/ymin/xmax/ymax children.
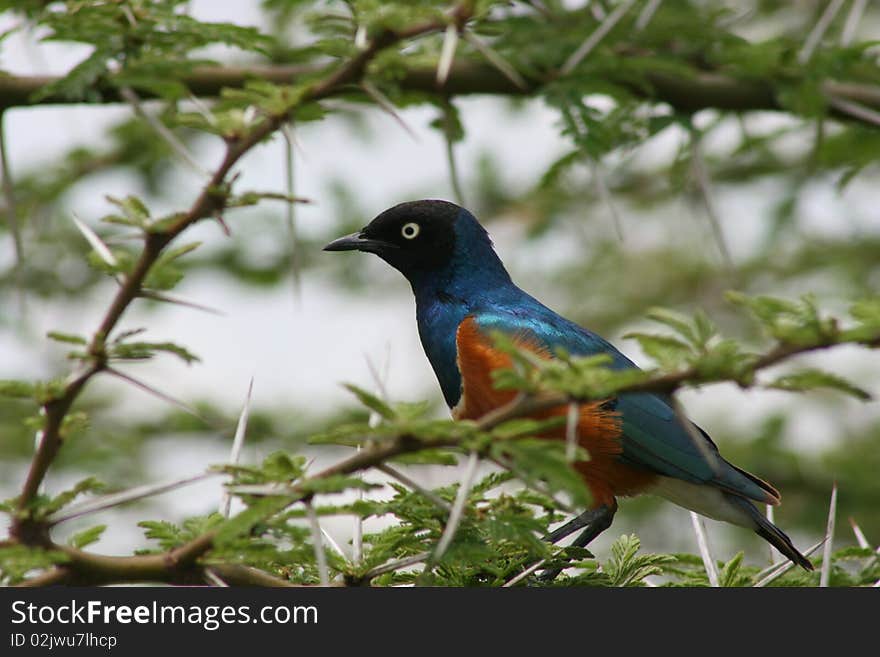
<box><xmin>1</xmin><ymin>0</ymin><xmax>878</xmax><ymax>571</ymax></box>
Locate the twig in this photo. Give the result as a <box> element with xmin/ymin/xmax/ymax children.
<box><xmin>560</xmin><ymin>0</ymin><xmax>636</xmax><ymax>76</ymax></box>
<box><xmin>220</xmin><ymin>378</ymin><xmax>254</xmax><ymax>518</ymax></box>
<box><xmin>690</xmin><ymin>511</ymin><xmax>720</xmax><ymax>587</ymax></box>
<box><xmin>820</xmin><ymin>483</ymin><xmax>837</xmax><ymax>587</ymax></box>
<box><xmin>799</xmin><ymin>0</ymin><xmax>847</xmax><ymax>65</ymax></box>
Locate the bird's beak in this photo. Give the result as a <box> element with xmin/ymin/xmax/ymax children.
<box><xmin>323</xmin><ymin>231</ymin><xmax>392</xmax><ymax>253</ymax></box>
<box><xmin>323</xmin><ymin>232</ymin><xmax>368</xmax><ymax>252</ymax></box>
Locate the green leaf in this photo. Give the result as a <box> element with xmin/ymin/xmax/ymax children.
<box><xmin>0</xmin><ymin>380</ymin><xmax>36</xmax><ymax>399</ymax></box>
<box><xmin>342</xmin><ymin>383</ymin><xmax>395</xmax><ymax>420</ymax></box>
<box><xmin>493</xmin><ymin>438</ymin><xmax>592</xmax><ymax>508</ymax></box>
<box><xmin>34</xmin><ymin>477</ymin><xmax>106</xmax><ymax>520</ymax></box>
<box><xmin>769</xmin><ymin>369</ymin><xmax>871</xmax><ymax>400</ymax></box>
<box><xmin>46</xmin><ymin>331</ymin><xmax>87</xmax><ymax>345</ymax></box>
<box><xmin>68</xmin><ymin>524</ymin><xmax>107</xmax><ymax>549</ymax></box>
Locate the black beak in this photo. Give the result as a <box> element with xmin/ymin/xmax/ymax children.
<box><xmin>323</xmin><ymin>231</ymin><xmax>393</xmax><ymax>253</ymax></box>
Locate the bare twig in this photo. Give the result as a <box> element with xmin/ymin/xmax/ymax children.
<box><xmin>503</xmin><ymin>558</ymin><xmax>547</xmax><ymax>587</ymax></box>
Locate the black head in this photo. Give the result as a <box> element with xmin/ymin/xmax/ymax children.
<box><xmin>323</xmin><ymin>199</ymin><xmax>464</xmax><ymax>280</ymax></box>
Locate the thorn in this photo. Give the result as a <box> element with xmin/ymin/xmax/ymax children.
<box><xmin>428</xmin><ymin>451</ymin><xmax>479</xmax><ymax>568</ymax></box>
<box><xmin>0</xmin><ymin>111</ymin><xmax>25</xmax><ymax>312</ymax></box>
<box><xmin>799</xmin><ymin>0</ymin><xmax>846</xmax><ymax>65</ymax></box>
<box><xmin>690</xmin><ymin>511</ymin><xmax>720</xmax><ymax>587</ymax></box>
<box><xmin>220</xmin><ymin>378</ymin><xmax>254</xmax><ymax>518</ymax></box>
<box><xmin>753</xmin><ymin>538</ymin><xmax>826</xmax><ymax>587</ymax></box>
<box><xmin>503</xmin><ymin>558</ymin><xmax>547</xmax><ymax>587</ymax></box>
<box><xmin>560</xmin><ymin>0</ymin><xmax>636</xmax><ymax>76</ymax></box>
<box><xmin>361</xmin><ymin>81</ymin><xmax>420</xmax><ymax>140</ymax></box>
<box><xmin>766</xmin><ymin>505</ymin><xmax>779</xmax><ymax>565</ymax></box>
<box><xmin>826</xmin><ymin>95</ymin><xmax>880</xmax><ymax>128</ymax></box>
<box><xmin>840</xmin><ymin>0</ymin><xmax>867</xmax><ymax>46</ymax></box>
<box><xmin>72</xmin><ymin>213</ymin><xmax>117</xmax><ymax>268</ymax></box>
<box><xmin>820</xmin><ymin>482</ymin><xmax>838</xmax><ymax>587</ymax></box>
<box><xmin>849</xmin><ymin>517</ymin><xmax>870</xmax><ymax>549</ymax></box>
<box><xmin>441</xmin><ymin>101</ymin><xmax>465</xmax><ymax>206</ymax></box>
<box><xmin>281</xmin><ymin>123</ymin><xmax>302</xmax><ymax>299</ymax></box>
<box><xmin>635</xmin><ymin>0</ymin><xmax>663</xmax><ymax>31</ymax></box>
<box><xmin>565</xmin><ymin>402</ymin><xmax>579</xmax><ymax>462</ymax></box>
<box><xmin>320</xmin><ymin>527</ymin><xmax>348</xmax><ymax>561</ymax></box>
<box><xmin>591</xmin><ymin>159</ymin><xmax>624</xmax><ymax>242</ymax></box>
<box><xmin>305</xmin><ymin>500</ymin><xmax>331</xmax><ymax>586</ymax></box>
<box><xmin>49</xmin><ymin>472</ymin><xmax>219</xmax><ymax>525</ymax></box>
<box><xmin>354</xmin><ymin>24</ymin><xmax>368</xmax><ymax>50</ymax></box>
<box><xmin>436</xmin><ymin>24</ymin><xmax>459</xmax><ymax>86</ymax></box>
<box><xmin>377</xmin><ymin>464</ymin><xmax>452</xmax><ymax>512</ymax></box>
<box><xmin>119</xmin><ymin>87</ymin><xmax>210</xmax><ymax>179</ymax></box>
<box><xmin>689</xmin><ymin>132</ymin><xmax>735</xmax><ymax>274</ymax></box>
<box><xmin>461</xmin><ymin>31</ymin><xmax>528</xmax><ymax>90</ymax></box>
<box><xmin>360</xmin><ymin>551</ymin><xmax>430</xmax><ymax>581</ymax></box>
<box><xmin>106</xmin><ymin>367</ymin><xmax>209</xmax><ymax>424</ymax></box>
<box><xmin>204</xmin><ymin>568</ymin><xmax>229</xmax><ymax>587</ymax></box>
<box><xmin>139</xmin><ymin>289</ymin><xmax>225</xmax><ymax>316</ymax></box>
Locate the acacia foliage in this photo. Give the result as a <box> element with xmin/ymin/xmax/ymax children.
<box><xmin>0</xmin><ymin>1</ymin><xmax>879</xmax><ymax>586</ymax></box>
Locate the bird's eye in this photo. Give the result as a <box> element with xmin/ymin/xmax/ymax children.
<box><xmin>401</xmin><ymin>222</ymin><xmax>420</xmax><ymax>239</ymax></box>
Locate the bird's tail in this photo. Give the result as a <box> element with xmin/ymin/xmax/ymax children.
<box><xmin>724</xmin><ymin>493</ymin><xmax>814</xmax><ymax>571</ymax></box>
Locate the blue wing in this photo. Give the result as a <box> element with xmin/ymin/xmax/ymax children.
<box><xmin>472</xmin><ymin>299</ymin><xmax>777</xmax><ymax>504</ymax></box>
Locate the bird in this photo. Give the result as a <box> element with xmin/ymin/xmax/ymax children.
<box><xmin>324</xmin><ymin>199</ymin><xmax>812</xmax><ymax>573</ymax></box>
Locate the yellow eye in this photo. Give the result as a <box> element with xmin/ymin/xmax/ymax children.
<box><xmin>401</xmin><ymin>222</ymin><xmax>420</xmax><ymax>239</ymax></box>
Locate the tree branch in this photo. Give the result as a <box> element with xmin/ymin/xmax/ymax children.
<box><xmin>2</xmin><ymin>63</ymin><xmax>879</xmax><ymax>127</ymax></box>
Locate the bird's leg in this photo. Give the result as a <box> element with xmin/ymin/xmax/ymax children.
<box><xmin>539</xmin><ymin>502</ymin><xmax>617</xmax><ymax>582</ymax></box>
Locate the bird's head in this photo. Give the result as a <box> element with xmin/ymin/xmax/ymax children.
<box><xmin>323</xmin><ymin>199</ymin><xmax>509</xmax><ymax>292</ymax></box>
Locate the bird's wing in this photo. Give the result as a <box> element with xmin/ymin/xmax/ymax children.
<box><xmin>470</xmin><ymin>308</ymin><xmax>779</xmax><ymax>504</ymax></box>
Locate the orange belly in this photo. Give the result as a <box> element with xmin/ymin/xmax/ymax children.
<box><xmin>454</xmin><ymin>316</ymin><xmax>656</xmax><ymax>507</ymax></box>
